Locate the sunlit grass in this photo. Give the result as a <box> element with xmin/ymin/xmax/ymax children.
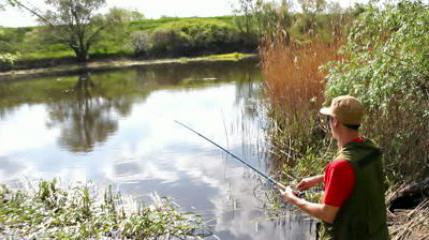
<box><xmin>205</xmin><ymin>52</ymin><xmax>255</xmax><ymax>61</ymax></box>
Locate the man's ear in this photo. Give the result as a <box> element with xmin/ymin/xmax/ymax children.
<box><xmin>332</xmin><ymin>118</ymin><xmax>340</xmax><ymax>127</ymax></box>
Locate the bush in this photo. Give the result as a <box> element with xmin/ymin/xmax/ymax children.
<box><xmin>0</xmin><ymin>53</ymin><xmax>18</xmax><ymax>65</ymax></box>
<box><xmin>149</xmin><ymin>29</ymin><xmax>192</xmax><ymax>56</ymax></box>
<box><xmin>131</xmin><ymin>31</ymin><xmax>151</xmax><ymax>56</ymax></box>
<box><xmin>130</xmin><ymin>19</ymin><xmax>249</xmax><ymax>57</ymax></box>
<box><xmin>324</xmin><ymin>0</ymin><xmax>429</xmax><ymax>184</ymax></box>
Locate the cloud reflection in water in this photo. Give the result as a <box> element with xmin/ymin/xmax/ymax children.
<box><xmin>0</xmin><ymin>62</ymin><xmax>315</xmax><ymax>239</ymax></box>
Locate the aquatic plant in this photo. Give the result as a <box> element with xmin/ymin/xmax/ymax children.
<box><xmin>0</xmin><ymin>180</ymin><xmax>203</xmax><ymax>239</ymax></box>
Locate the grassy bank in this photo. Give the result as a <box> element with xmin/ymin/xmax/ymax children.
<box><xmin>0</xmin><ymin>180</ymin><xmax>204</xmax><ymax>239</ymax></box>
<box><xmin>0</xmin><ymin>52</ymin><xmax>257</xmax><ymax>81</ymax></box>
<box><xmin>0</xmin><ymin>16</ymin><xmax>236</xmax><ymax>60</ymax></box>
<box><xmin>0</xmin><ymin>16</ymin><xmax>257</xmax><ymax>71</ymax></box>
<box><xmin>0</xmin><ymin>10</ymin><xmax>353</xmax><ymax>71</ymax></box>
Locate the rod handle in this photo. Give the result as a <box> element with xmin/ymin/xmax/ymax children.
<box><xmin>276</xmin><ymin>182</ymin><xmax>287</xmax><ymax>191</ymax></box>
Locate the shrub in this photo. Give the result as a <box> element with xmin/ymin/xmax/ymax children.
<box><xmin>131</xmin><ymin>31</ymin><xmax>152</xmax><ymax>56</ymax></box>
<box><xmin>0</xmin><ymin>53</ymin><xmax>18</xmax><ymax>65</ymax></box>
<box><xmin>131</xmin><ymin>19</ymin><xmax>248</xmax><ymax>57</ymax></box>
<box><xmin>150</xmin><ymin>29</ymin><xmax>192</xmax><ymax>56</ymax></box>
<box><xmin>324</xmin><ymin>0</ymin><xmax>429</xmax><ymax>184</ymax></box>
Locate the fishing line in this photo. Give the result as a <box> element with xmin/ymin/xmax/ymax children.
<box><xmin>173</xmin><ymin>119</ymin><xmax>287</xmax><ymax>190</ymax></box>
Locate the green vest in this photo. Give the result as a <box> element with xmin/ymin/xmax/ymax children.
<box><xmin>323</xmin><ymin>139</ymin><xmax>390</xmax><ymax>240</ymax></box>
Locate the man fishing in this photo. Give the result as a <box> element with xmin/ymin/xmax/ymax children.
<box><xmin>280</xmin><ymin>95</ymin><xmax>389</xmax><ymax>239</ymax></box>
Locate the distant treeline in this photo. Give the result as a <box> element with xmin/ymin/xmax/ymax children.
<box><xmin>0</xmin><ymin>16</ymin><xmax>255</xmax><ymax>70</ymax></box>
<box><xmin>0</xmin><ymin>8</ymin><xmax>351</xmax><ymax>70</ymax></box>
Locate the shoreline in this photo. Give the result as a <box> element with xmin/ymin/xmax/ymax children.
<box><xmin>0</xmin><ymin>52</ymin><xmax>258</xmax><ymax>81</ymax></box>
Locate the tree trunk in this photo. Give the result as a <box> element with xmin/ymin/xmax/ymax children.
<box><xmin>76</xmin><ymin>49</ymin><xmax>89</xmax><ymax>62</ymax></box>
<box><xmin>72</xmin><ymin>45</ymin><xmax>89</xmax><ymax>62</ymax></box>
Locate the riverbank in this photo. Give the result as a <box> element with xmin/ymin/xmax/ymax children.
<box><xmin>259</xmin><ymin>1</ymin><xmax>428</xmax><ymax>239</ymax></box>
<box><xmin>0</xmin><ymin>52</ymin><xmax>257</xmax><ymax>81</ymax></box>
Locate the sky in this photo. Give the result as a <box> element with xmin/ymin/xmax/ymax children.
<box><xmin>0</xmin><ymin>0</ymin><xmax>367</xmax><ymax>27</ymax></box>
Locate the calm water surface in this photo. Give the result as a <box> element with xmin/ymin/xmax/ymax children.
<box><xmin>0</xmin><ymin>60</ymin><xmax>316</xmax><ymax>239</ymax></box>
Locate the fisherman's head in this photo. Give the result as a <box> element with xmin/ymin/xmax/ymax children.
<box><xmin>320</xmin><ymin>95</ymin><xmax>364</xmax><ymax>140</ymax></box>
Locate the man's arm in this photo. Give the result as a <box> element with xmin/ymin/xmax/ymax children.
<box><xmin>296</xmin><ymin>175</ymin><xmax>324</xmax><ymax>191</ymax></box>
<box><xmin>281</xmin><ymin>186</ymin><xmax>339</xmax><ymax>224</ymax></box>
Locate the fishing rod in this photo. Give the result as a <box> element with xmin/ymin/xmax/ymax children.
<box><xmin>173</xmin><ymin>119</ymin><xmax>287</xmax><ymax>191</ymax></box>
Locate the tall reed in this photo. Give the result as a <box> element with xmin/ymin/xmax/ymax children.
<box><xmin>259</xmin><ymin>33</ymin><xmax>342</xmax><ymax>179</ymax></box>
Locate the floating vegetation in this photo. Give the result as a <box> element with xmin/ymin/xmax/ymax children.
<box><xmin>0</xmin><ymin>180</ymin><xmax>204</xmax><ymax>239</ymax></box>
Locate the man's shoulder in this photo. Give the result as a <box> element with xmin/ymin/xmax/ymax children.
<box><xmin>328</xmin><ymin>159</ymin><xmax>354</xmax><ymax>172</ymax></box>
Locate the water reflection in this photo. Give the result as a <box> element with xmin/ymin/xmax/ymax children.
<box><xmin>46</xmin><ymin>72</ymin><xmax>132</xmax><ymax>152</ymax></box>
<box><xmin>0</xmin><ymin>156</ymin><xmax>22</xmax><ymax>176</ymax></box>
<box><xmin>0</xmin><ymin>60</ymin><xmax>316</xmax><ymax>239</ymax></box>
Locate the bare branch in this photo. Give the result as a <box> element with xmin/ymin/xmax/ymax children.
<box><xmin>8</xmin><ymin>0</ymin><xmax>54</xmax><ymax>27</ymax></box>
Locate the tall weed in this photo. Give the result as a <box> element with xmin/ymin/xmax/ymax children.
<box><xmin>260</xmin><ymin>34</ymin><xmax>341</xmax><ymax>179</ymax></box>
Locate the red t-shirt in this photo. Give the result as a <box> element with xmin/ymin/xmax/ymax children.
<box><xmin>323</xmin><ymin>138</ymin><xmax>364</xmax><ymax>207</ymax></box>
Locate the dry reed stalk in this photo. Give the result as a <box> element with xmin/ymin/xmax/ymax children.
<box><xmin>389</xmin><ymin>200</ymin><xmax>429</xmax><ymax>240</ymax></box>
<box><xmin>259</xmin><ymin>34</ymin><xmax>342</xmax><ymax>169</ymax></box>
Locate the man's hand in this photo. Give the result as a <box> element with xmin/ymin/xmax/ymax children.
<box><xmin>280</xmin><ymin>185</ymin><xmax>340</xmax><ymax>224</ymax></box>
<box><xmin>296</xmin><ymin>175</ymin><xmax>324</xmax><ymax>191</ymax></box>
<box><xmin>280</xmin><ymin>186</ymin><xmax>299</xmax><ymax>204</ymax></box>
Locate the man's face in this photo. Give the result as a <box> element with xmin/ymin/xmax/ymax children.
<box><xmin>328</xmin><ymin>116</ymin><xmax>339</xmax><ymax>140</ymax></box>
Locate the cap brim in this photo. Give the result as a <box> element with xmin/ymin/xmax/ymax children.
<box><xmin>320</xmin><ymin>107</ymin><xmax>333</xmax><ymax>116</ymax></box>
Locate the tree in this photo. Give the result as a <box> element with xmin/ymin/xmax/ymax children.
<box><xmin>298</xmin><ymin>0</ymin><xmax>326</xmax><ymax>13</ymax></box>
<box><xmin>233</xmin><ymin>0</ymin><xmax>257</xmax><ymax>36</ymax></box>
<box><xmin>9</xmin><ymin>0</ymin><xmax>126</xmax><ymax>62</ymax></box>
<box><xmin>47</xmin><ymin>73</ymin><xmax>133</xmax><ymax>152</ymax></box>
<box><xmin>297</xmin><ymin>0</ymin><xmax>326</xmax><ymax>35</ymax></box>
<box><xmin>95</xmin><ymin>7</ymin><xmax>141</xmax><ymax>52</ymax></box>
<box><xmin>232</xmin><ymin>0</ymin><xmax>291</xmax><ymax>45</ymax></box>
<box><xmin>0</xmin><ymin>0</ymin><xmax>13</xmax><ymax>10</ymax></box>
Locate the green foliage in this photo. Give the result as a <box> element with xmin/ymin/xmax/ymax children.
<box><xmin>232</xmin><ymin>0</ymin><xmax>292</xmax><ymax>45</ymax></box>
<box><xmin>324</xmin><ymin>0</ymin><xmax>429</xmax><ymax>183</ymax></box>
<box><xmin>7</xmin><ymin>0</ymin><xmax>136</xmax><ymax>61</ymax></box>
<box><xmin>129</xmin><ymin>17</ymin><xmax>185</xmax><ymax>32</ymax></box>
<box><xmin>232</xmin><ymin>0</ymin><xmax>350</xmax><ymax>47</ymax></box>
<box><xmin>0</xmin><ymin>53</ymin><xmax>18</xmax><ymax>65</ymax></box>
<box><xmin>130</xmin><ymin>31</ymin><xmax>151</xmax><ymax>56</ymax></box>
<box><xmin>131</xmin><ymin>19</ymin><xmax>248</xmax><ymax>57</ymax></box>
<box><xmin>0</xmin><ymin>16</ymin><xmax>246</xmax><ymax>64</ymax></box>
<box><xmin>298</xmin><ymin>0</ymin><xmax>327</xmax><ymax>14</ymax></box>
<box><xmin>0</xmin><ymin>180</ymin><xmax>203</xmax><ymax>239</ymax></box>
<box><xmin>91</xmin><ymin>7</ymin><xmax>142</xmax><ymax>57</ymax></box>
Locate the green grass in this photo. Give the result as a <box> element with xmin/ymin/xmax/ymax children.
<box><xmin>128</xmin><ymin>16</ymin><xmax>234</xmax><ymax>32</ymax></box>
<box><xmin>0</xmin><ymin>180</ymin><xmax>204</xmax><ymax>239</ymax></box>
<box><xmin>0</xmin><ymin>16</ymin><xmax>238</xmax><ymax>62</ymax></box>
<box><xmin>204</xmin><ymin>52</ymin><xmax>254</xmax><ymax>61</ymax></box>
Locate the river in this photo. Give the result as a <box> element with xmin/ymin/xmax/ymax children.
<box><xmin>0</xmin><ymin>60</ymin><xmax>316</xmax><ymax>239</ymax></box>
